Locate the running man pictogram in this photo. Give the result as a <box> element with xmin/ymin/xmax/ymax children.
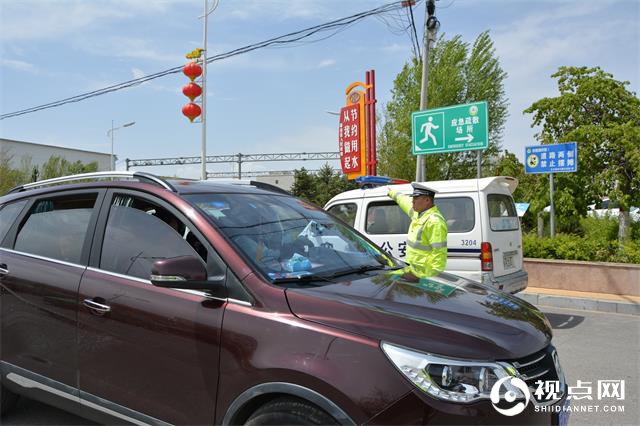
<box><xmin>420</xmin><ymin>117</ymin><xmax>439</xmax><ymax>146</ymax></box>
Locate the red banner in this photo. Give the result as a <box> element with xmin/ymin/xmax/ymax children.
<box><xmin>338</xmin><ymin>103</ymin><xmax>361</xmax><ymax>174</ymax></box>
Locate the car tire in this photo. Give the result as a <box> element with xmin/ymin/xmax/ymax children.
<box><xmin>1</xmin><ymin>385</ymin><xmax>19</xmax><ymax>416</ymax></box>
<box><xmin>245</xmin><ymin>397</ymin><xmax>338</xmax><ymax>425</ymax></box>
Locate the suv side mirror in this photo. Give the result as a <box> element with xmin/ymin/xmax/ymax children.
<box><xmin>150</xmin><ymin>256</ymin><xmax>226</xmax><ymax>294</ymax></box>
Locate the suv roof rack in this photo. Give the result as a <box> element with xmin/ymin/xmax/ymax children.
<box><xmin>205</xmin><ymin>179</ymin><xmax>290</xmax><ymax>195</ymax></box>
<box><xmin>7</xmin><ymin>171</ymin><xmax>178</xmax><ymax>194</ymax></box>
<box><xmin>247</xmin><ymin>180</ymin><xmax>290</xmax><ymax>195</ymax></box>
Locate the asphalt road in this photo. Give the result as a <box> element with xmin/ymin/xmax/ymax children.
<box><xmin>2</xmin><ymin>306</ymin><xmax>638</xmax><ymax>426</ymax></box>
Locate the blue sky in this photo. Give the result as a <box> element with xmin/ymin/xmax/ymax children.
<box><xmin>1</xmin><ymin>0</ymin><xmax>638</xmax><ymax>178</ymax></box>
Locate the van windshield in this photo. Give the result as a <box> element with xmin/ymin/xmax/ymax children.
<box><xmin>185</xmin><ymin>193</ymin><xmax>400</xmax><ymax>282</ymax></box>
<box><xmin>487</xmin><ymin>194</ymin><xmax>519</xmax><ymax>231</ymax></box>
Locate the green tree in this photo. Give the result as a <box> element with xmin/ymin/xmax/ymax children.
<box><xmin>291</xmin><ymin>164</ymin><xmax>357</xmax><ymax>206</ymax></box>
<box><xmin>291</xmin><ymin>167</ymin><xmax>316</xmax><ymax>201</ymax></box>
<box><xmin>524</xmin><ymin>66</ymin><xmax>640</xmax><ymax>243</ymax></box>
<box><xmin>0</xmin><ymin>149</ymin><xmax>30</xmax><ymax>195</ymax></box>
<box><xmin>39</xmin><ymin>155</ymin><xmax>98</xmax><ymax>180</ymax></box>
<box><xmin>378</xmin><ymin>31</ymin><xmax>508</xmax><ymax>181</ymax></box>
<box><xmin>1</xmin><ymin>152</ymin><xmax>99</xmax><ymax>195</ymax></box>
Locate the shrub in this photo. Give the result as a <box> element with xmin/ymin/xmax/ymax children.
<box><xmin>610</xmin><ymin>243</ymin><xmax>640</xmax><ymax>264</ymax></box>
<box><xmin>580</xmin><ymin>216</ymin><xmax>619</xmax><ymax>242</ymax></box>
<box><xmin>523</xmin><ymin>233</ymin><xmax>640</xmax><ymax>264</ymax></box>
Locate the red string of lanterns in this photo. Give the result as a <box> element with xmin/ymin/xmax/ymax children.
<box><xmin>181</xmin><ymin>54</ymin><xmax>203</xmax><ymax>122</ymax></box>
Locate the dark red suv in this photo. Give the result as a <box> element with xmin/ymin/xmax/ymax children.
<box><xmin>0</xmin><ymin>172</ymin><xmax>568</xmax><ymax>425</ymax></box>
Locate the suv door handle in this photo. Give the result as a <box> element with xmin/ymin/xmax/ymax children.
<box><xmin>83</xmin><ymin>298</ymin><xmax>111</xmax><ymax>314</ymax></box>
<box><xmin>0</xmin><ymin>264</ymin><xmax>9</xmax><ymax>276</ymax></box>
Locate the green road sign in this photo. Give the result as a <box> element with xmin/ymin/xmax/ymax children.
<box><xmin>412</xmin><ymin>101</ymin><xmax>488</xmax><ymax>155</ymax></box>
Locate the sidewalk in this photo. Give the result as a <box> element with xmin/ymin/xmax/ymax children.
<box><xmin>517</xmin><ymin>286</ymin><xmax>640</xmax><ymax>315</ymax></box>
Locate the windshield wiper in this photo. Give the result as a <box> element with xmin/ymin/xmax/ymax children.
<box><xmin>271</xmin><ymin>273</ymin><xmax>336</xmax><ymax>285</ymax></box>
<box><xmin>328</xmin><ymin>264</ymin><xmax>399</xmax><ymax>279</ymax></box>
<box><xmin>271</xmin><ymin>264</ymin><xmax>402</xmax><ymax>284</ymax></box>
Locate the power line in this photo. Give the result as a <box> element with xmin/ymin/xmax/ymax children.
<box><xmin>1</xmin><ymin>1</ymin><xmax>409</xmax><ymax>121</ymax></box>
<box><xmin>408</xmin><ymin>2</ymin><xmax>421</xmax><ymax>59</ymax></box>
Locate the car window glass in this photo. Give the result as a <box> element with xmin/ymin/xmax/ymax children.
<box><xmin>365</xmin><ymin>202</ymin><xmax>411</xmax><ymax>235</ymax></box>
<box><xmin>14</xmin><ymin>195</ymin><xmax>97</xmax><ymax>264</ymax></box>
<box><xmin>434</xmin><ymin>197</ymin><xmax>475</xmax><ymax>233</ymax></box>
<box><xmin>487</xmin><ymin>194</ymin><xmax>519</xmax><ymax>231</ymax></box>
<box><xmin>0</xmin><ymin>200</ymin><xmax>28</xmax><ymax>244</ymax></box>
<box><xmin>100</xmin><ymin>194</ymin><xmax>207</xmax><ymax>280</ymax></box>
<box><xmin>186</xmin><ymin>193</ymin><xmax>399</xmax><ymax>282</ymax></box>
<box><xmin>327</xmin><ymin>203</ymin><xmax>357</xmax><ymax>227</ymax></box>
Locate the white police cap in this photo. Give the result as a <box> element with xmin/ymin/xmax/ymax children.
<box><xmin>410</xmin><ymin>182</ymin><xmax>437</xmax><ymax>198</ymax></box>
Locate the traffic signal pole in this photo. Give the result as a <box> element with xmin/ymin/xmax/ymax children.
<box><xmin>416</xmin><ymin>0</ymin><xmax>438</xmax><ymax>182</ymax></box>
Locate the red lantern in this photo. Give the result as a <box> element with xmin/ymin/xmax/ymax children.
<box><xmin>182</xmin><ymin>103</ymin><xmax>202</xmax><ymax>122</ymax></box>
<box><xmin>182</xmin><ymin>62</ymin><xmax>202</xmax><ymax>81</ymax></box>
<box><xmin>182</xmin><ymin>82</ymin><xmax>203</xmax><ymax>101</ymax></box>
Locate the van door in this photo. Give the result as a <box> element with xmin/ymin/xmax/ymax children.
<box><xmin>484</xmin><ymin>193</ymin><xmax>522</xmax><ymax>278</ymax></box>
<box><xmin>435</xmin><ymin>195</ymin><xmax>482</xmax><ymax>281</ymax></box>
<box><xmin>361</xmin><ymin>198</ymin><xmax>410</xmax><ymax>260</ymax></box>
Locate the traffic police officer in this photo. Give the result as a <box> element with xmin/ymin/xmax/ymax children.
<box><xmin>388</xmin><ymin>183</ymin><xmax>448</xmax><ymax>281</ymax></box>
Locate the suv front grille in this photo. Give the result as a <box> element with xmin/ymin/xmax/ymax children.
<box><xmin>510</xmin><ymin>345</ymin><xmax>563</xmax><ymax>403</ymax></box>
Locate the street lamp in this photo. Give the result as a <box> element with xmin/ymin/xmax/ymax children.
<box><xmin>107</xmin><ymin>120</ymin><xmax>136</xmax><ymax>170</ymax></box>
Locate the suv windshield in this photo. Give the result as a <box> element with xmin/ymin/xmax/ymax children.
<box><xmin>186</xmin><ymin>193</ymin><xmax>400</xmax><ymax>282</ymax></box>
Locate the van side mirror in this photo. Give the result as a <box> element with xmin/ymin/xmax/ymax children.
<box><xmin>150</xmin><ymin>256</ymin><xmax>226</xmax><ymax>293</ymax></box>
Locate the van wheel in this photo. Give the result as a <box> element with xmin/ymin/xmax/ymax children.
<box><xmin>245</xmin><ymin>397</ymin><xmax>338</xmax><ymax>425</ymax></box>
<box><xmin>1</xmin><ymin>385</ymin><xmax>19</xmax><ymax>416</ymax></box>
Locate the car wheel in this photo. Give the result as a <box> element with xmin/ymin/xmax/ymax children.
<box><xmin>1</xmin><ymin>385</ymin><xmax>19</xmax><ymax>416</ymax></box>
<box><xmin>245</xmin><ymin>397</ymin><xmax>338</xmax><ymax>425</ymax></box>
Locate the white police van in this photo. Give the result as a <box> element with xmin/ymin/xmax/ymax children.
<box><xmin>325</xmin><ymin>176</ymin><xmax>528</xmax><ymax>293</ymax></box>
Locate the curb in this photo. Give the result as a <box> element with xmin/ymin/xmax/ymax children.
<box><xmin>517</xmin><ymin>292</ymin><xmax>640</xmax><ymax>316</ymax></box>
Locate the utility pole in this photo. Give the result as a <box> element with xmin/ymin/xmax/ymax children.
<box><xmin>200</xmin><ymin>0</ymin><xmax>219</xmax><ymax>181</ymax></box>
<box><xmin>416</xmin><ymin>0</ymin><xmax>439</xmax><ymax>182</ymax></box>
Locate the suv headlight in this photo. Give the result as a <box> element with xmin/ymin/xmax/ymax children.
<box><xmin>381</xmin><ymin>342</ymin><xmax>523</xmax><ymax>403</ymax></box>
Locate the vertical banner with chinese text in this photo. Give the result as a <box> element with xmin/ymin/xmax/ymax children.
<box><xmin>338</xmin><ymin>103</ymin><xmax>362</xmax><ymax>174</ymax></box>
<box><xmin>341</xmin><ymin>75</ymin><xmax>375</xmax><ymax>179</ymax></box>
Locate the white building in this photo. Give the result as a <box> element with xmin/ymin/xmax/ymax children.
<box><xmin>253</xmin><ymin>172</ymin><xmax>296</xmax><ymax>191</ymax></box>
<box><xmin>0</xmin><ymin>138</ymin><xmax>111</xmax><ymax>173</ymax></box>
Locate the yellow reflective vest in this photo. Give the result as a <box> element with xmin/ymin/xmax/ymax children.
<box><xmin>389</xmin><ymin>189</ymin><xmax>448</xmax><ymax>278</ymax></box>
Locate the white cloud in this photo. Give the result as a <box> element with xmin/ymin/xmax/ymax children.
<box><xmin>491</xmin><ymin>0</ymin><xmax>634</xmax><ymax>80</ymax></box>
<box><xmin>224</xmin><ymin>0</ymin><xmax>326</xmax><ymax>21</ymax></box>
<box><xmin>265</xmin><ymin>125</ymin><xmax>339</xmax><ymax>154</ymax></box>
<box><xmin>129</xmin><ymin>68</ymin><xmax>179</xmax><ymax>94</ymax></box>
<box><xmin>486</xmin><ymin>0</ymin><xmax>639</xmax><ymax>158</ymax></box>
<box><xmin>207</xmin><ymin>53</ymin><xmax>292</xmax><ymax>71</ymax></box>
<box><xmin>73</xmin><ymin>37</ymin><xmax>184</xmax><ymax>64</ymax></box>
<box><xmin>131</xmin><ymin>68</ymin><xmax>146</xmax><ymax>79</ymax></box>
<box><xmin>1</xmin><ymin>1</ymin><xmax>126</xmax><ymax>42</ymax></box>
<box><xmin>0</xmin><ymin>0</ymin><xmax>191</xmax><ymax>42</ymax></box>
<box><xmin>382</xmin><ymin>43</ymin><xmax>411</xmax><ymax>54</ymax></box>
<box><xmin>1</xmin><ymin>59</ymin><xmax>37</xmax><ymax>73</ymax></box>
<box><xmin>317</xmin><ymin>59</ymin><xmax>336</xmax><ymax>68</ymax></box>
